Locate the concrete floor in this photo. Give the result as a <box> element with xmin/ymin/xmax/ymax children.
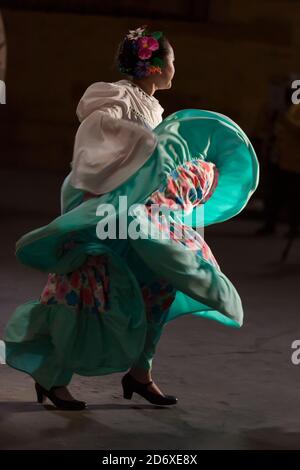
<box><xmin>1</xmin><ymin>207</ymin><xmax>300</xmax><ymax>450</ymax></box>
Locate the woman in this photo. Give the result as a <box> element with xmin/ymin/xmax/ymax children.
<box><xmin>3</xmin><ymin>25</ymin><xmax>259</xmax><ymax>410</ymax></box>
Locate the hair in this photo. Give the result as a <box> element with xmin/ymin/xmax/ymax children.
<box><xmin>114</xmin><ymin>25</ymin><xmax>170</xmax><ymax>80</ymax></box>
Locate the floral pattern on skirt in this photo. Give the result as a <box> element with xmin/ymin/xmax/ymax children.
<box><xmin>39</xmin><ymin>158</ymin><xmax>219</xmax><ymax>318</ymax></box>
<box><xmin>145</xmin><ymin>159</ymin><xmax>221</xmax><ymax>270</ymax></box>
<box><xmin>40</xmin><ymin>254</ymin><xmax>110</xmax><ymax>315</ymax></box>
<box><xmin>139</xmin><ymin>279</ymin><xmax>177</xmax><ymax>322</ymax></box>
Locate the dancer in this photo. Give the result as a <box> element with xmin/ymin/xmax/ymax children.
<box><xmin>3</xmin><ymin>25</ymin><xmax>259</xmax><ymax>409</ymax></box>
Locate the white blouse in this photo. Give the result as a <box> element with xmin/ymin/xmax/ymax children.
<box><xmin>70</xmin><ymin>79</ymin><xmax>165</xmax><ymax>195</ymax></box>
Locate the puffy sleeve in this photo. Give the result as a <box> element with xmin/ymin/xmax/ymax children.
<box><xmin>76</xmin><ymin>82</ymin><xmax>128</xmax><ymax>121</ymax></box>
<box><xmin>146</xmin><ymin>159</ymin><xmax>219</xmax><ymax>213</ymax></box>
<box><xmin>70</xmin><ymin>81</ymin><xmax>158</xmax><ymax>195</ymax></box>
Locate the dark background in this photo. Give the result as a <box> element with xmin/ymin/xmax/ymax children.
<box><xmin>0</xmin><ymin>1</ymin><xmax>300</xmax><ymax>451</ymax></box>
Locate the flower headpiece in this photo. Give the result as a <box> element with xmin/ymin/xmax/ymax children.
<box><xmin>119</xmin><ymin>25</ymin><xmax>164</xmax><ymax>78</ymax></box>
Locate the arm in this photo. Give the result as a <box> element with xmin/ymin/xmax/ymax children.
<box><xmin>70</xmin><ymin>82</ymin><xmax>158</xmax><ymax>195</ymax></box>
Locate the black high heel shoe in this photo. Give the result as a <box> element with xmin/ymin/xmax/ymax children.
<box><xmin>121</xmin><ymin>372</ymin><xmax>178</xmax><ymax>406</ymax></box>
<box><xmin>35</xmin><ymin>382</ymin><xmax>87</xmax><ymax>410</ymax></box>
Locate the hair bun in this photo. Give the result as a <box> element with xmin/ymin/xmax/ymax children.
<box><xmin>116</xmin><ymin>25</ymin><xmax>168</xmax><ymax>79</ymax></box>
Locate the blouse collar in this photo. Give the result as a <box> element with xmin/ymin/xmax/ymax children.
<box><xmin>116</xmin><ymin>79</ymin><xmax>164</xmax><ymax>113</ymax></box>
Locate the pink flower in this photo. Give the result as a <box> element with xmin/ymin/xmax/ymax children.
<box><xmin>56</xmin><ymin>281</ymin><xmax>69</xmax><ymax>299</ymax></box>
<box><xmin>137</xmin><ymin>36</ymin><xmax>159</xmax><ymax>59</ymax></box>
<box><xmin>40</xmin><ymin>287</ymin><xmax>51</xmax><ymax>301</ymax></box>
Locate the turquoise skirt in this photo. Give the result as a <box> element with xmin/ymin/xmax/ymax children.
<box><xmin>3</xmin><ymin>109</ymin><xmax>259</xmax><ymax>378</ymax></box>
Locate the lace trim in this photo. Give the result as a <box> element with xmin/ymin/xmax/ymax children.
<box><xmin>129</xmin><ymin>106</ymin><xmax>157</xmax><ymax>128</ymax></box>
<box><xmin>125</xmin><ymin>80</ymin><xmax>157</xmax><ymax>102</ymax></box>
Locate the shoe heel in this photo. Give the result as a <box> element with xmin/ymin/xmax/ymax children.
<box><xmin>123</xmin><ymin>390</ymin><xmax>133</xmax><ymax>399</ymax></box>
<box><xmin>122</xmin><ymin>376</ymin><xmax>133</xmax><ymax>399</ymax></box>
<box><xmin>35</xmin><ymin>383</ymin><xmax>45</xmax><ymax>403</ymax></box>
<box><xmin>123</xmin><ymin>387</ymin><xmax>133</xmax><ymax>400</ymax></box>
<box><xmin>121</xmin><ymin>373</ymin><xmax>178</xmax><ymax>406</ymax></box>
